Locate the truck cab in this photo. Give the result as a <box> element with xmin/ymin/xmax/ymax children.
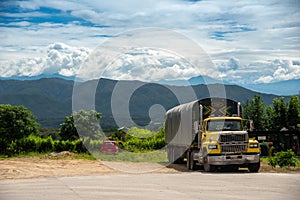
<box><xmin>200</xmin><ymin>116</ymin><xmax>260</xmax><ymax>172</ymax></box>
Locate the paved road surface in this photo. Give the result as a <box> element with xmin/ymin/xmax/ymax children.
<box><xmin>1</xmin><ymin>172</ymin><xmax>299</xmax><ymax>200</ymax></box>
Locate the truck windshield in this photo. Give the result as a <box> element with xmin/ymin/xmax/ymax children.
<box><xmin>207</xmin><ymin>119</ymin><xmax>242</xmax><ymax>131</ymax></box>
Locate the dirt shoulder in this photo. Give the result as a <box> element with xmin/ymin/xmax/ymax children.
<box><xmin>0</xmin><ymin>152</ymin><xmax>181</xmax><ymax>180</ymax></box>
<box><xmin>1</xmin><ymin>153</ymin><xmax>299</xmax><ymax>180</ymax></box>
<box><xmin>0</xmin><ymin>157</ymin><xmax>117</xmax><ymax>180</ymax></box>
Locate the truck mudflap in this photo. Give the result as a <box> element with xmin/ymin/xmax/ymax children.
<box><xmin>207</xmin><ymin>154</ymin><xmax>260</xmax><ymax>165</ymax></box>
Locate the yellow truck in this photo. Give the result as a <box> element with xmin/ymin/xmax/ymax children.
<box><xmin>165</xmin><ymin>98</ymin><xmax>260</xmax><ymax>172</ymax></box>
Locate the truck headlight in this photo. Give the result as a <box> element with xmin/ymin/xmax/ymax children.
<box><xmin>249</xmin><ymin>143</ymin><xmax>258</xmax><ymax>148</ymax></box>
<box><xmin>208</xmin><ymin>144</ymin><xmax>218</xmax><ymax>150</ymax></box>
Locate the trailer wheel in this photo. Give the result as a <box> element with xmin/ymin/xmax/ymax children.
<box><xmin>248</xmin><ymin>161</ymin><xmax>260</xmax><ymax>173</ymax></box>
<box><xmin>186</xmin><ymin>151</ymin><xmax>191</xmax><ymax>170</ymax></box>
<box><xmin>190</xmin><ymin>153</ymin><xmax>197</xmax><ymax>170</ymax></box>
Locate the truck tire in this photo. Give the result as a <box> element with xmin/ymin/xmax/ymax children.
<box><xmin>203</xmin><ymin>162</ymin><xmax>213</xmax><ymax>172</ymax></box>
<box><xmin>203</xmin><ymin>156</ymin><xmax>215</xmax><ymax>172</ymax></box>
<box><xmin>187</xmin><ymin>151</ymin><xmax>197</xmax><ymax>170</ymax></box>
<box><xmin>186</xmin><ymin>151</ymin><xmax>191</xmax><ymax>170</ymax></box>
<box><xmin>248</xmin><ymin>161</ymin><xmax>260</xmax><ymax>173</ymax></box>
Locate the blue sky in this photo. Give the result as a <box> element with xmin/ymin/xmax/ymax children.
<box><xmin>0</xmin><ymin>0</ymin><xmax>299</xmax><ymax>84</ymax></box>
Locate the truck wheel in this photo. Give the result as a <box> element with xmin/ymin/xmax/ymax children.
<box><xmin>248</xmin><ymin>161</ymin><xmax>260</xmax><ymax>173</ymax></box>
<box><xmin>190</xmin><ymin>152</ymin><xmax>198</xmax><ymax>170</ymax></box>
<box><xmin>203</xmin><ymin>157</ymin><xmax>215</xmax><ymax>172</ymax></box>
<box><xmin>187</xmin><ymin>151</ymin><xmax>197</xmax><ymax>170</ymax></box>
<box><xmin>186</xmin><ymin>151</ymin><xmax>191</xmax><ymax>170</ymax></box>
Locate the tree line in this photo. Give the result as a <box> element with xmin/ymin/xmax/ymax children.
<box><xmin>242</xmin><ymin>95</ymin><xmax>300</xmax><ymax>131</ymax></box>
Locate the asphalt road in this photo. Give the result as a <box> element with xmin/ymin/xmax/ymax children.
<box><xmin>1</xmin><ymin>172</ymin><xmax>299</xmax><ymax>200</ymax></box>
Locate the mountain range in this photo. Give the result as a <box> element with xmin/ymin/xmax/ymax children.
<box><xmin>2</xmin><ymin>74</ymin><xmax>298</xmax><ymax>96</ymax></box>
<box><xmin>0</xmin><ymin>78</ymin><xmax>298</xmax><ymax>128</ymax></box>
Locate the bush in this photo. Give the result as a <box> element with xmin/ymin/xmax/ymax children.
<box><xmin>17</xmin><ymin>136</ymin><xmax>38</xmax><ymax>153</ymax></box>
<box><xmin>38</xmin><ymin>137</ymin><xmax>54</xmax><ymax>153</ymax></box>
<box><xmin>53</xmin><ymin>140</ymin><xmax>65</xmax><ymax>152</ymax></box>
<box><xmin>74</xmin><ymin>139</ymin><xmax>87</xmax><ymax>153</ymax></box>
<box><xmin>117</xmin><ymin>127</ymin><xmax>166</xmax><ymax>153</ymax></box>
<box><xmin>267</xmin><ymin>149</ymin><xmax>299</xmax><ymax>168</ymax></box>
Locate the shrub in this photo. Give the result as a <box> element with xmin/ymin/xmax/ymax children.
<box><xmin>267</xmin><ymin>149</ymin><xmax>299</xmax><ymax>168</ymax></box>
<box><xmin>53</xmin><ymin>140</ymin><xmax>65</xmax><ymax>152</ymax></box>
<box><xmin>39</xmin><ymin>137</ymin><xmax>54</xmax><ymax>153</ymax></box>
<box><xmin>17</xmin><ymin>136</ymin><xmax>38</xmax><ymax>153</ymax></box>
<box><xmin>73</xmin><ymin>139</ymin><xmax>87</xmax><ymax>153</ymax></box>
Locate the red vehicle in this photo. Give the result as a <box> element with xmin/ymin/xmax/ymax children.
<box><xmin>100</xmin><ymin>140</ymin><xmax>118</xmax><ymax>154</ymax></box>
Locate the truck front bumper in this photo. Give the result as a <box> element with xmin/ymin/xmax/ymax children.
<box><xmin>207</xmin><ymin>154</ymin><xmax>260</xmax><ymax>165</ymax></box>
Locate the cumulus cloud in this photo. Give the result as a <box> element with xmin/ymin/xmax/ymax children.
<box><xmin>1</xmin><ymin>42</ymin><xmax>299</xmax><ymax>85</ymax></box>
<box><xmin>0</xmin><ymin>43</ymin><xmax>90</xmax><ymax>78</ymax></box>
<box><xmin>102</xmin><ymin>48</ymin><xmax>199</xmax><ymax>82</ymax></box>
<box><xmin>216</xmin><ymin>58</ymin><xmax>300</xmax><ymax>84</ymax></box>
<box><xmin>0</xmin><ymin>57</ymin><xmax>45</xmax><ymax>77</ymax></box>
<box><xmin>45</xmin><ymin>43</ymin><xmax>90</xmax><ymax>76</ymax></box>
<box><xmin>255</xmin><ymin>59</ymin><xmax>300</xmax><ymax>83</ymax></box>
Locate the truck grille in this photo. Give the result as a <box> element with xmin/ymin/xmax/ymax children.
<box><xmin>221</xmin><ymin>144</ymin><xmax>247</xmax><ymax>153</ymax></box>
<box><xmin>220</xmin><ymin>134</ymin><xmax>247</xmax><ymax>142</ymax></box>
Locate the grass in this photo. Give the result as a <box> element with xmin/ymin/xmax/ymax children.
<box><xmin>0</xmin><ymin>150</ymin><xmax>167</xmax><ymax>163</ymax></box>
<box><xmin>74</xmin><ymin>153</ymin><xmax>97</xmax><ymax>160</ymax></box>
<box><xmin>91</xmin><ymin>150</ymin><xmax>168</xmax><ymax>163</ymax></box>
<box><xmin>0</xmin><ymin>152</ymin><xmax>46</xmax><ymax>160</ymax></box>
<box><xmin>0</xmin><ymin>151</ymin><xmax>96</xmax><ymax>160</ymax></box>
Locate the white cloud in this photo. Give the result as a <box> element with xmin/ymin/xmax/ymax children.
<box><xmin>1</xmin><ymin>41</ymin><xmax>299</xmax><ymax>85</ymax></box>
<box><xmin>102</xmin><ymin>48</ymin><xmax>199</xmax><ymax>82</ymax></box>
<box><xmin>255</xmin><ymin>59</ymin><xmax>300</xmax><ymax>83</ymax></box>
<box><xmin>0</xmin><ymin>57</ymin><xmax>44</xmax><ymax>77</ymax></box>
<box><xmin>0</xmin><ymin>43</ymin><xmax>90</xmax><ymax>78</ymax></box>
<box><xmin>216</xmin><ymin>58</ymin><xmax>300</xmax><ymax>84</ymax></box>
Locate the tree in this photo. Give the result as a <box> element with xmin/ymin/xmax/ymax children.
<box><xmin>59</xmin><ymin>110</ymin><xmax>102</xmax><ymax>141</ymax></box>
<box><xmin>0</xmin><ymin>104</ymin><xmax>39</xmax><ymax>142</ymax></box>
<box><xmin>242</xmin><ymin>94</ymin><xmax>265</xmax><ymax>130</ymax></box>
<box><xmin>272</xmin><ymin>97</ymin><xmax>288</xmax><ymax>130</ymax></box>
<box><xmin>59</xmin><ymin>115</ymin><xmax>78</xmax><ymax>141</ymax></box>
<box><xmin>287</xmin><ymin>96</ymin><xmax>300</xmax><ymax>129</ymax></box>
<box><xmin>264</xmin><ymin>105</ymin><xmax>274</xmax><ymax>130</ymax></box>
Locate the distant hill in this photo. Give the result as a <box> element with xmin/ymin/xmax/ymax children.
<box><xmin>0</xmin><ymin>78</ymin><xmax>295</xmax><ymax>128</ymax></box>
<box><xmin>0</xmin><ymin>73</ymin><xmax>77</xmax><ymax>81</ymax></box>
<box><xmin>241</xmin><ymin>79</ymin><xmax>300</xmax><ymax>96</ymax></box>
<box><xmin>158</xmin><ymin>76</ymin><xmax>300</xmax><ymax>96</ymax></box>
